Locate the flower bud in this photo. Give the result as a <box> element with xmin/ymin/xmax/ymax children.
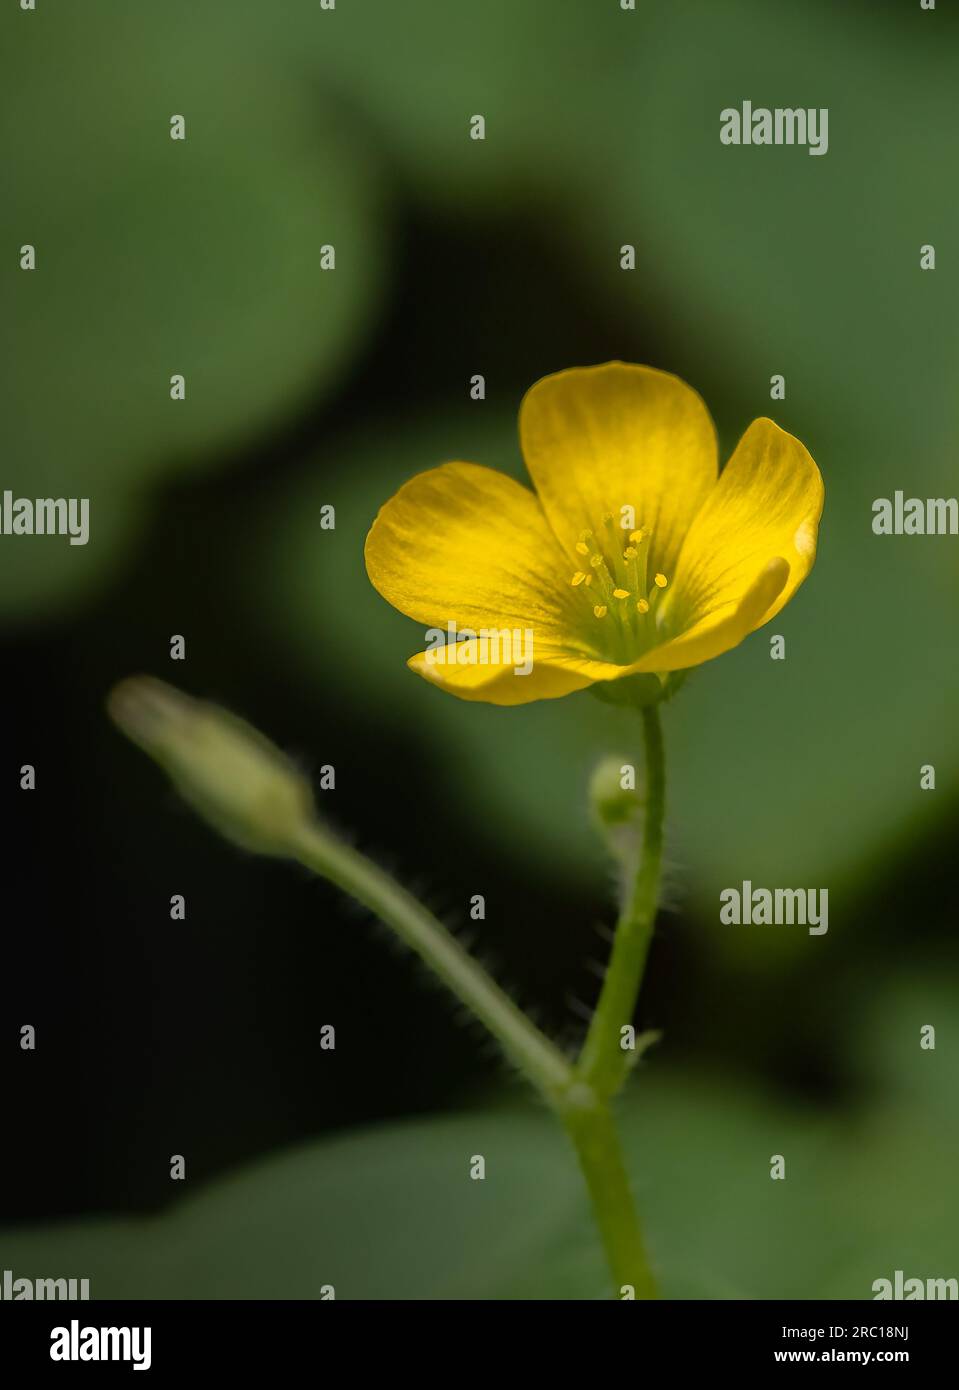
<box><xmin>589</xmin><ymin>755</ymin><xmax>641</xmax><ymax>830</ymax></box>
<box><xmin>107</xmin><ymin>677</ymin><xmax>314</xmax><ymax>856</ymax></box>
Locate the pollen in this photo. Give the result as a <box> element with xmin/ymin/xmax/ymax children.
<box><xmin>566</xmin><ymin>515</ymin><xmax>662</xmax><ymax>651</ymax></box>
<box><xmin>654</xmin><ymin>573</ymin><xmax>668</xmax><ymax>588</ymax></box>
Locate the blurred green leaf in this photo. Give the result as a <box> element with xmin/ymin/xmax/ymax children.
<box><xmin>5</xmin><ymin>1032</ymin><xmax>957</xmax><ymax>1299</ymax></box>
<box><xmin>594</xmin><ymin>0</ymin><xmax>959</xmax><ymax>458</ymax></box>
<box><xmin>234</xmin><ymin>0</ymin><xmax>616</xmax><ymax>206</ymax></box>
<box><xmin>1</xmin><ymin>1</ymin><xmax>384</xmax><ymax>616</ymax></box>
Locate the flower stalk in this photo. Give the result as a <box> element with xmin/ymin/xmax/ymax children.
<box><xmin>560</xmin><ymin>1092</ymin><xmax>658</xmax><ymax>1299</ymax></box>
<box><xmin>288</xmin><ymin>820</ymin><xmax>574</xmax><ymax>1102</ymax></box>
<box><xmin>577</xmin><ymin>704</ymin><xmax>665</xmax><ymax>1100</ymax></box>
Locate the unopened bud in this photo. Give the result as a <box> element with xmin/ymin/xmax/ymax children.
<box><xmin>107</xmin><ymin>677</ymin><xmax>314</xmax><ymax>856</ymax></box>
<box><xmin>589</xmin><ymin>756</ymin><xmax>641</xmax><ymax>830</ymax></box>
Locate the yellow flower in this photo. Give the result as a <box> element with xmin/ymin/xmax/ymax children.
<box><xmin>364</xmin><ymin>363</ymin><xmax>824</xmax><ymax>705</ymax></box>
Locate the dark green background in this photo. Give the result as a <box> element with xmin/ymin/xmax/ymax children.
<box><xmin>3</xmin><ymin>0</ymin><xmax>957</xmax><ymax>1298</ymax></box>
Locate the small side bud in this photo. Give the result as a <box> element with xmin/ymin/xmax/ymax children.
<box><xmin>107</xmin><ymin>677</ymin><xmax>314</xmax><ymax>856</ymax></box>
<box><xmin>589</xmin><ymin>755</ymin><xmax>641</xmax><ymax>830</ymax></box>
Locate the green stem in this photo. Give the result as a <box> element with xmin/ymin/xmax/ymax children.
<box><xmin>554</xmin><ymin>701</ymin><xmax>665</xmax><ymax>1298</ymax></box>
<box><xmin>577</xmin><ymin>702</ymin><xmax>666</xmax><ymax>1099</ymax></box>
<box><xmin>290</xmin><ymin>822</ymin><xmax>574</xmax><ymax>1104</ymax></box>
<box><xmin>560</xmin><ymin>1093</ymin><xmax>658</xmax><ymax>1299</ymax></box>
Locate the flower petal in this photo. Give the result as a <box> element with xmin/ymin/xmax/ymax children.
<box><xmin>407</xmin><ymin>642</ymin><xmax>599</xmax><ymax>706</ymax></box>
<box><xmin>518</xmin><ymin>362</ymin><xmax>718</xmax><ymax>578</ymax></box>
<box><xmin>666</xmin><ymin>417</ymin><xmax>824</xmax><ymax>639</ymax></box>
<box><xmin>364</xmin><ymin>461</ymin><xmax>578</xmax><ymax>638</ymax></box>
<box><xmin>627</xmin><ymin>557</ymin><xmax>790</xmax><ymax>672</ymax></box>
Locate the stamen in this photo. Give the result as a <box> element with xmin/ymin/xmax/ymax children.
<box><xmin>629</xmin><ymin>528</ymin><xmax>649</xmax><ymax>601</ymax></box>
<box><xmin>566</xmin><ymin>519</ymin><xmax>664</xmax><ymax>660</ymax></box>
<box><xmin>586</xmin><ymin>553</ymin><xmax>618</xmax><ymax>609</ymax></box>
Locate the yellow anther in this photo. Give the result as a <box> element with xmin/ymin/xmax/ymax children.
<box><xmin>570</xmin><ymin>571</ymin><xmax>587</xmax><ymax>587</ymax></box>
<box><xmin>623</xmin><ymin>546</ymin><xmax>637</xmax><ymax>560</ymax></box>
<box><xmin>583</xmin><ymin>574</ymin><xmax>594</xmax><ymax>586</ymax></box>
<box><xmin>593</xmin><ymin>604</ymin><xmax>607</xmax><ymax>619</ymax></box>
<box><xmin>636</xmin><ymin>598</ymin><xmax>650</xmax><ymax>614</ymax></box>
<box><xmin>612</xmin><ymin>588</ymin><xmax>630</xmax><ymax>600</ymax></box>
<box><xmin>589</xmin><ymin>553</ymin><xmax>604</xmax><ymax>568</ymax></box>
<box><xmin>654</xmin><ymin>573</ymin><xmax>668</xmax><ymax>589</ymax></box>
<box><xmin>575</xmin><ymin>541</ymin><xmax>590</xmax><ymax>556</ymax></box>
<box><xmin>629</xmin><ymin>528</ymin><xmax>647</xmax><ymax>544</ymax></box>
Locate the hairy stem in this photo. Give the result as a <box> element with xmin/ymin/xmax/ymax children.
<box><xmin>291</xmin><ymin>823</ymin><xmax>574</xmax><ymax>1103</ymax></box>
<box><xmin>577</xmin><ymin>703</ymin><xmax>665</xmax><ymax>1101</ymax></box>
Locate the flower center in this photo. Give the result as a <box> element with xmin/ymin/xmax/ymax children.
<box><xmin>567</xmin><ymin>514</ymin><xmax>669</xmax><ymax>663</ymax></box>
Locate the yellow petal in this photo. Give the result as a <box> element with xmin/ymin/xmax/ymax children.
<box><xmin>364</xmin><ymin>461</ymin><xmax>577</xmax><ymax>638</ymax></box>
<box><xmin>518</xmin><ymin>362</ymin><xmax>718</xmax><ymax>579</ymax></box>
<box><xmin>666</xmin><ymin>417</ymin><xmax>824</xmax><ymax>640</ymax></box>
<box><xmin>628</xmin><ymin>557</ymin><xmax>790</xmax><ymax>672</ymax></box>
<box><xmin>407</xmin><ymin>642</ymin><xmax>598</xmax><ymax>706</ymax></box>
